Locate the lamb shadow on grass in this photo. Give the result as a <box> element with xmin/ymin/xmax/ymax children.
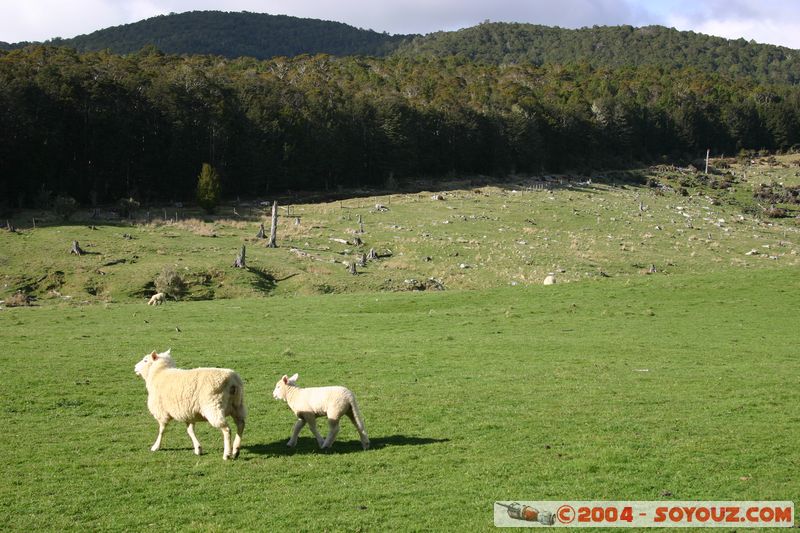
<box><xmin>243</xmin><ymin>434</ymin><xmax>449</xmax><ymax>457</ymax></box>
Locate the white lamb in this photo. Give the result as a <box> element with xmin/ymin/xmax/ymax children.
<box><xmin>273</xmin><ymin>373</ymin><xmax>369</xmax><ymax>450</ymax></box>
<box><xmin>147</xmin><ymin>292</ymin><xmax>166</xmax><ymax>305</ymax></box>
<box><xmin>134</xmin><ymin>349</ymin><xmax>246</xmax><ymax>460</ymax></box>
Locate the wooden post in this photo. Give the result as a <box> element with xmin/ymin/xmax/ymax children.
<box><xmin>233</xmin><ymin>244</ymin><xmax>246</xmax><ymax>268</ymax></box>
<box><xmin>267</xmin><ymin>201</ymin><xmax>278</xmax><ymax>248</ymax></box>
<box><xmin>705</xmin><ymin>148</ymin><xmax>710</xmax><ymax>174</ymax></box>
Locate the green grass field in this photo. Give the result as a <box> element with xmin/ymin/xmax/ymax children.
<box><xmin>1</xmin><ymin>159</ymin><xmax>798</xmax><ymax>530</ymax></box>
<box><xmin>1</xmin><ymin>268</ymin><xmax>798</xmax><ymax>530</ymax></box>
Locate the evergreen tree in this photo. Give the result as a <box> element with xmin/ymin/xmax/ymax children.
<box><xmin>196</xmin><ymin>163</ymin><xmax>221</xmax><ymax>213</ymax></box>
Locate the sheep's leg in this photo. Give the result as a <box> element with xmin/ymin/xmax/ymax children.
<box><xmin>321</xmin><ymin>419</ymin><xmax>340</xmax><ymax>449</ymax></box>
<box><xmin>219</xmin><ymin>423</ymin><xmax>232</xmax><ymax>460</ymax></box>
<box><xmin>186</xmin><ymin>423</ymin><xmax>202</xmax><ymax>455</ymax></box>
<box><xmin>231</xmin><ymin>416</ymin><xmax>245</xmax><ymax>459</ymax></box>
<box><xmin>288</xmin><ymin>418</ymin><xmax>305</xmax><ymax>447</ymax></box>
<box><xmin>306</xmin><ymin>417</ymin><xmax>325</xmax><ymax>448</ymax></box>
<box><xmin>151</xmin><ymin>420</ymin><xmax>167</xmax><ymax>452</ymax></box>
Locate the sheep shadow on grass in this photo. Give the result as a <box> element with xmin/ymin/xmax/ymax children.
<box><xmin>243</xmin><ymin>434</ymin><xmax>449</xmax><ymax>457</ymax></box>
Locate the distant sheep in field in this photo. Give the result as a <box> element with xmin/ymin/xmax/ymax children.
<box><xmin>273</xmin><ymin>373</ymin><xmax>369</xmax><ymax>450</ymax></box>
<box><xmin>543</xmin><ymin>273</ymin><xmax>556</xmax><ymax>285</ymax></box>
<box><xmin>134</xmin><ymin>349</ymin><xmax>246</xmax><ymax>460</ymax></box>
<box><xmin>147</xmin><ymin>292</ymin><xmax>166</xmax><ymax>305</ymax></box>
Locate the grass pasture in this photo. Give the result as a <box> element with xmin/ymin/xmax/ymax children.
<box><xmin>1</xmin><ymin>158</ymin><xmax>799</xmax><ymax>530</ymax></box>
<box><xmin>1</xmin><ymin>267</ymin><xmax>798</xmax><ymax>530</ymax></box>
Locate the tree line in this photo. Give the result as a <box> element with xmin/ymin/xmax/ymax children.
<box><xmin>1</xmin><ymin>45</ymin><xmax>799</xmax><ymax>208</ymax></box>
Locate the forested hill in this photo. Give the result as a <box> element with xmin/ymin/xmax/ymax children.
<box><xmin>393</xmin><ymin>23</ymin><xmax>800</xmax><ymax>85</ymax></box>
<box><xmin>0</xmin><ymin>11</ymin><xmax>413</xmax><ymax>59</ymax></box>
<box><xmin>2</xmin><ymin>12</ymin><xmax>800</xmax><ymax>84</ymax></box>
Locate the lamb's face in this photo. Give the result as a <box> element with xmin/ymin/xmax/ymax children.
<box><xmin>272</xmin><ymin>378</ymin><xmax>287</xmax><ymax>401</ymax></box>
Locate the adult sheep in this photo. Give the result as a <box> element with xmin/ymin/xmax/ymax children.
<box><xmin>134</xmin><ymin>349</ymin><xmax>246</xmax><ymax>460</ymax></box>
<box><xmin>273</xmin><ymin>373</ymin><xmax>369</xmax><ymax>450</ymax></box>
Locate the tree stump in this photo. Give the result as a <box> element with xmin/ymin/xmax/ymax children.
<box><xmin>348</xmin><ymin>262</ymin><xmax>358</xmax><ymax>275</ymax></box>
<box><xmin>367</xmin><ymin>248</ymin><xmax>378</xmax><ymax>261</ymax></box>
<box><xmin>357</xmin><ymin>214</ymin><xmax>364</xmax><ymax>234</ymax></box>
<box><xmin>234</xmin><ymin>244</ymin><xmax>247</xmax><ymax>268</ymax></box>
<box><xmin>6</xmin><ymin>220</ymin><xmax>15</xmax><ymax>232</ymax></box>
<box><xmin>267</xmin><ymin>201</ymin><xmax>278</xmax><ymax>248</ymax></box>
<box><xmin>352</xmin><ymin>236</ymin><xmax>363</xmax><ymax>246</ymax></box>
<box><xmin>256</xmin><ymin>223</ymin><xmax>266</xmax><ymax>239</ymax></box>
<box><xmin>70</xmin><ymin>240</ymin><xmax>85</xmax><ymax>255</ymax></box>
<box><xmin>358</xmin><ymin>253</ymin><xmax>367</xmax><ymax>267</ymax></box>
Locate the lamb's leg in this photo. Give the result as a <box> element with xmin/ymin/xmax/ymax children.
<box><xmin>151</xmin><ymin>420</ymin><xmax>167</xmax><ymax>452</ymax></box>
<box><xmin>306</xmin><ymin>417</ymin><xmax>325</xmax><ymax>448</ymax></box>
<box><xmin>321</xmin><ymin>418</ymin><xmax>340</xmax><ymax>449</ymax></box>
<box><xmin>288</xmin><ymin>418</ymin><xmax>305</xmax><ymax>447</ymax></box>
<box><xmin>232</xmin><ymin>416</ymin><xmax>245</xmax><ymax>459</ymax></box>
<box><xmin>347</xmin><ymin>412</ymin><xmax>370</xmax><ymax>450</ymax></box>
<box><xmin>186</xmin><ymin>423</ymin><xmax>202</xmax><ymax>455</ymax></box>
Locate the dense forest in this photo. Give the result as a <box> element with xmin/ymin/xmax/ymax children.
<box><xmin>396</xmin><ymin>23</ymin><xmax>800</xmax><ymax>85</ymax></box>
<box><xmin>3</xmin><ymin>13</ymin><xmax>800</xmax><ymax>85</ymax></box>
<box><xmin>2</xmin><ymin>44</ymin><xmax>799</xmax><ymax>209</ymax></box>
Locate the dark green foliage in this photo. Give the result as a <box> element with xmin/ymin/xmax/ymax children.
<box><xmin>53</xmin><ymin>195</ymin><xmax>78</xmax><ymax>221</ymax></box>
<box><xmin>8</xmin><ymin>11</ymin><xmax>414</xmax><ymax>59</ymax></box>
<box><xmin>196</xmin><ymin>163</ymin><xmax>221</xmax><ymax>213</ymax></box>
<box><xmin>394</xmin><ymin>23</ymin><xmax>800</xmax><ymax>85</ymax></box>
<box><xmin>117</xmin><ymin>197</ymin><xmax>140</xmax><ymax>218</ymax></box>
<box><xmin>0</xmin><ymin>46</ymin><xmax>799</xmax><ymax>205</ymax></box>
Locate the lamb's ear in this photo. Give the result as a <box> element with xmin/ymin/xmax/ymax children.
<box><xmin>282</xmin><ymin>375</ymin><xmax>288</xmax><ymax>384</ymax></box>
<box><xmin>288</xmin><ymin>373</ymin><xmax>299</xmax><ymax>384</ymax></box>
<box><xmin>150</xmin><ymin>350</ymin><xmax>158</xmax><ymax>360</ymax></box>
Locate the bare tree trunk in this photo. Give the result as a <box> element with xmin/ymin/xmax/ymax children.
<box><xmin>234</xmin><ymin>244</ymin><xmax>246</xmax><ymax>268</ymax></box>
<box><xmin>70</xmin><ymin>240</ymin><xmax>84</xmax><ymax>255</ymax></box>
<box><xmin>267</xmin><ymin>201</ymin><xmax>278</xmax><ymax>248</ymax></box>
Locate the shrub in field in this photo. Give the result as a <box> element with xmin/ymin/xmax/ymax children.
<box><xmin>197</xmin><ymin>163</ymin><xmax>221</xmax><ymax>214</ymax></box>
<box><xmin>117</xmin><ymin>197</ymin><xmax>140</xmax><ymax>218</ymax></box>
<box><xmin>154</xmin><ymin>266</ymin><xmax>186</xmax><ymax>299</ymax></box>
<box><xmin>4</xmin><ymin>291</ymin><xmax>32</xmax><ymax>307</ymax></box>
<box><xmin>53</xmin><ymin>195</ymin><xmax>78</xmax><ymax>221</ymax></box>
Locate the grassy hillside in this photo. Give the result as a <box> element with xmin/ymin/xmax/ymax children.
<box><xmin>2</xmin><ymin>157</ymin><xmax>798</xmax><ymax>306</ymax></box>
<box><xmin>1</xmin><ymin>156</ymin><xmax>798</xmax><ymax>529</ymax></box>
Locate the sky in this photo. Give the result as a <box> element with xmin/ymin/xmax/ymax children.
<box><xmin>2</xmin><ymin>0</ymin><xmax>800</xmax><ymax>49</ymax></box>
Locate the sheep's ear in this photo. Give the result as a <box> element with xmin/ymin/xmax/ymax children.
<box><xmin>288</xmin><ymin>373</ymin><xmax>299</xmax><ymax>384</ymax></box>
<box><xmin>282</xmin><ymin>375</ymin><xmax>288</xmax><ymax>384</ymax></box>
<box><xmin>150</xmin><ymin>350</ymin><xmax>158</xmax><ymax>360</ymax></box>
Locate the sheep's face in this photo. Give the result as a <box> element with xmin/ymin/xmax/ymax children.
<box><xmin>134</xmin><ymin>351</ymin><xmax>157</xmax><ymax>379</ymax></box>
<box><xmin>134</xmin><ymin>349</ymin><xmax>172</xmax><ymax>379</ymax></box>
